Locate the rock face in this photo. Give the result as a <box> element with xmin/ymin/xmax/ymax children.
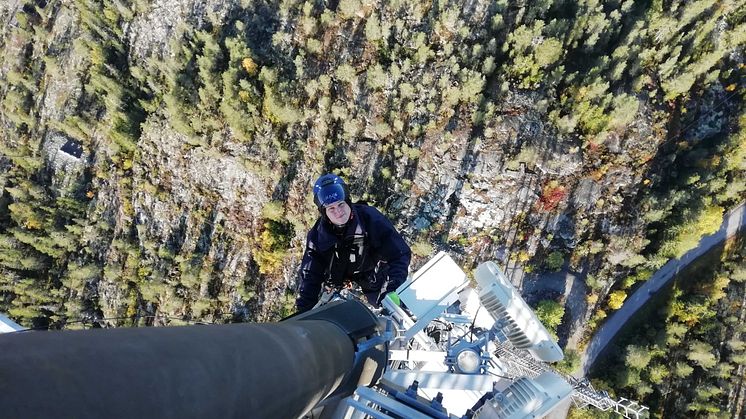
<box><xmin>0</xmin><ymin>0</ymin><xmax>741</xmax><ymax>334</ymax></box>
<box><xmin>127</xmin><ymin>0</ymin><xmax>239</xmax><ymax>62</ymax></box>
<box><xmin>133</xmin><ymin>118</ymin><xmax>270</xmax><ymax>231</ymax></box>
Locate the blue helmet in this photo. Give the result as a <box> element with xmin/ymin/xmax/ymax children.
<box><xmin>313</xmin><ymin>173</ymin><xmax>349</xmax><ymax>209</ymax></box>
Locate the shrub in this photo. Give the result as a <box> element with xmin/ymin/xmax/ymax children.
<box><xmin>253</xmin><ymin>219</ymin><xmax>293</xmax><ymax>275</ymax></box>
<box><xmin>411</xmin><ymin>241</ymin><xmax>434</xmax><ymax>257</ymax></box>
<box><xmin>545</xmin><ymin>251</ymin><xmax>565</xmax><ymax>271</ymax></box>
<box><xmin>537</xmin><ymin>180</ymin><xmax>567</xmax><ymax>212</ymax></box>
<box><xmin>554</xmin><ymin>349</ymin><xmax>580</xmax><ymax>374</ymax></box>
<box><xmin>607</xmin><ymin>290</ymin><xmax>627</xmax><ymax>310</ymax></box>
<box><xmin>535</xmin><ymin>299</ymin><xmax>565</xmax><ymax>337</ymax></box>
<box><xmin>261</xmin><ymin>201</ymin><xmax>285</xmax><ymax>222</ymax></box>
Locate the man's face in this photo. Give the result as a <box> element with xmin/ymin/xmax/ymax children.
<box><xmin>325</xmin><ymin>200</ymin><xmax>351</xmax><ymax>226</ymax></box>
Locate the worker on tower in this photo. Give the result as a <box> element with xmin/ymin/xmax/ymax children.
<box><xmin>295</xmin><ymin>173</ymin><xmax>411</xmax><ymax>313</ymax></box>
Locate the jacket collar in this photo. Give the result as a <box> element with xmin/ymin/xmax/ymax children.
<box><xmin>316</xmin><ymin>205</ymin><xmax>364</xmax><ymax>251</ymax></box>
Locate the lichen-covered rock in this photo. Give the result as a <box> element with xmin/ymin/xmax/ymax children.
<box><xmin>127</xmin><ymin>0</ymin><xmax>238</xmax><ymax>62</ymax></box>
<box><xmin>132</xmin><ymin>115</ymin><xmax>270</xmax><ymax>257</ymax></box>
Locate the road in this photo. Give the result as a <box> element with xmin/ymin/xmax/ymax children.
<box><xmin>582</xmin><ymin>201</ymin><xmax>746</xmax><ymax>373</ymax></box>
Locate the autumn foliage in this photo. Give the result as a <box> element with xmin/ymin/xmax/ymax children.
<box><xmin>537</xmin><ymin>180</ymin><xmax>567</xmax><ymax>212</ymax></box>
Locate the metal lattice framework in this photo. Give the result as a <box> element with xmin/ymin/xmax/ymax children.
<box><xmin>322</xmin><ymin>255</ymin><xmax>651</xmax><ymax>419</ymax></box>
<box><xmin>493</xmin><ymin>340</ymin><xmax>649</xmax><ymax>419</ymax></box>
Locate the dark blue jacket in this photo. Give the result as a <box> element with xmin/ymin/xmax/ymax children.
<box><xmin>295</xmin><ymin>204</ymin><xmax>411</xmax><ymax>312</ymax></box>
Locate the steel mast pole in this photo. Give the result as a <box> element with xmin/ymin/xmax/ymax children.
<box><xmin>0</xmin><ymin>300</ymin><xmax>382</xmax><ymax>419</ymax></box>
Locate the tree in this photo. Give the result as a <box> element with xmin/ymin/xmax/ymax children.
<box><xmin>535</xmin><ymin>300</ymin><xmax>564</xmax><ymax>336</ymax></box>
<box><xmin>607</xmin><ymin>290</ymin><xmax>627</xmax><ymax>310</ymax></box>
<box><xmin>534</xmin><ymin>37</ymin><xmax>563</xmax><ymax>68</ymax></box>
<box><xmin>666</xmin><ymin>320</ymin><xmax>689</xmax><ymax>346</ymax></box>
<box><xmin>366</xmin><ymin>63</ymin><xmax>387</xmax><ymax>90</ymax></box>
<box><xmin>661</xmin><ymin>205</ymin><xmax>724</xmax><ymax>258</ymax></box>
<box><xmin>545</xmin><ymin>251</ymin><xmax>565</xmax><ymax>271</ymax></box>
<box><xmin>335</xmin><ymin>63</ymin><xmax>356</xmax><ymax>84</ymax></box>
<box><xmin>608</xmin><ymin>94</ymin><xmax>639</xmax><ymax>130</ymax></box>
<box><xmin>616</xmin><ymin>367</ymin><xmax>641</xmax><ymax>388</ymax></box>
<box><xmin>687</xmin><ymin>341</ymin><xmax>717</xmax><ymax>369</ymax></box>
<box><xmin>365</xmin><ymin>13</ymin><xmax>383</xmax><ymax>41</ymax></box>
<box><xmin>554</xmin><ymin>349</ymin><xmax>580</xmax><ymax>374</ymax></box>
<box><xmin>568</xmin><ymin>407</ymin><xmax>614</xmax><ymax>419</ymax></box>
<box><xmin>647</xmin><ymin>363</ymin><xmax>669</xmax><ymax>384</ymax></box>
<box><xmin>674</xmin><ymin>361</ymin><xmax>694</xmax><ymax>378</ymax></box>
<box><xmin>338</xmin><ymin>0</ymin><xmax>362</xmax><ymax>20</ymax></box>
<box><xmin>625</xmin><ymin>345</ymin><xmax>652</xmax><ymax>370</ymax></box>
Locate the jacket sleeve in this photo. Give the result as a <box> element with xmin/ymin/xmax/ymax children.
<box><xmin>295</xmin><ymin>230</ymin><xmax>327</xmax><ymax>313</ymax></box>
<box><xmin>369</xmin><ymin>209</ymin><xmax>411</xmax><ymax>294</ymax></box>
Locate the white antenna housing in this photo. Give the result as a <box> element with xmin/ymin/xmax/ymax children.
<box><xmin>394</xmin><ymin>252</ymin><xmax>470</xmax><ymax>340</ymax></box>
<box><xmin>0</xmin><ymin>313</ymin><xmax>25</xmax><ymax>334</ymax></box>
<box><xmin>475</xmin><ymin>261</ymin><xmax>564</xmax><ymax>363</ymax></box>
<box><xmin>473</xmin><ymin>371</ymin><xmax>573</xmax><ymax>419</ymax></box>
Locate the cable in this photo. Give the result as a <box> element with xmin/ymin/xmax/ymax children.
<box><xmin>487</xmin><ymin>370</ymin><xmax>513</xmax><ymax>380</ymax></box>
<box><xmin>674</xmin><ymin>89</ymin><xmax>741</xmax><ymax>142</ymax></box>
<box><xmin>469</xmin><ymin>305</ymin><xmax>482</xmax><ymax>341</ymax></box>
<box><xmin>447</xmin><ymin>304</ymin><xmax>484</xmax><ymax>346</ymax></box>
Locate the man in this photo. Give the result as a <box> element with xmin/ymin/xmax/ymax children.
<box><xmin>295</xmin><ymin>173</ymin><xmax>411</xmax><ymax>313</ymax></box>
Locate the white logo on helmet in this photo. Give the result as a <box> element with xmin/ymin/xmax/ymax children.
<box><xmin>323</xmin><ymin>192</ymin><xmax>340</xmax><ymax>203</ymax></box>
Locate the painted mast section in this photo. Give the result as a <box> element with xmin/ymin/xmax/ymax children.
<box><xmin>0</xmin><ymin>301</ymin><xmax>382</xmax><ymax>419</ymax></box>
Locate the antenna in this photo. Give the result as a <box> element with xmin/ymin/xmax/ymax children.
<box><xmin>0</xmin><ymin>313</ymin><xmax>24</xmax><ymax>334</ymax></box>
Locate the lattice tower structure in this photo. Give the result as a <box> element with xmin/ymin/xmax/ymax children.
<box><xmin>493</xmin><ymin>341</ymin><xmax>649</xmax><ymax>418</ymax></box>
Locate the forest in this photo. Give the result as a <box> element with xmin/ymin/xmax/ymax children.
<box><xmin>582</xmin><ymin>236</ymin><xmax>746</xmax><ymax>418</ymax></box>
<box><xmin>0</xmin><ymin>0</ymin><xmax>744</xmax><ymax>416</ymax></box>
